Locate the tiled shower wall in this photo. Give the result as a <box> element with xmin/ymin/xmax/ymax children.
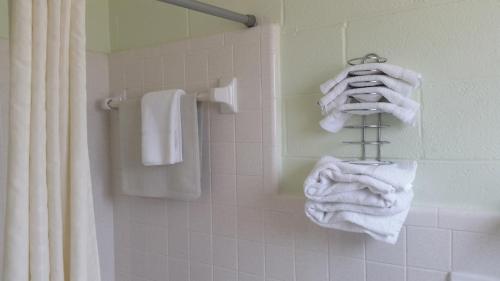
<box><xmin>0</xmin><ymin>38</ymin><xmax>115</xmax><ymax>281</ymax></box>
<box><xmin>109</xmin><ymin>26</ymin><xmax>500</xmax><ymax>281</ymax></box>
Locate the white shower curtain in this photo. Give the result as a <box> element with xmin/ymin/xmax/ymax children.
<box><xmin>3</xmin><ymin>0</ymin><xmax>101</xmax><ymax>280</ymax></box>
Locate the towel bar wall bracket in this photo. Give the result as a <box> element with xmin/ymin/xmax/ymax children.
<box><xmin>100</xmin><ymin>78</ymin><xmax>238</xmax><ymax>114</ymax></box>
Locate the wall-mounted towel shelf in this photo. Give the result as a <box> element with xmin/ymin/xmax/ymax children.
<box><xmin>101</xmin><ymin>78</ymin><xmax>238</xmax><ymax>113</ymax></box>
<box><xmin>342</xmin><ymin>53</ymin><xmax>392</xmax><ymax>166</ymax></box>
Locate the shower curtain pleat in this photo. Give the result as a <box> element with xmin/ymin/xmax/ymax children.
<box><xmin>3</xmin><ymin>0</ymin><xmax>102</xmax><ymax>280</ymax></box>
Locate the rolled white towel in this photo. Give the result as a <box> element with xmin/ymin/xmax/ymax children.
<box><xmin>318</xmin><ymin>75</ymin><xmax>415</xmax><ymax>114</ymax></box>
<box><xmin>305</xmin><ymin>189</ymin><xmax>413</xmax><ymax>216</ymax></box>
<box><xmin>305</xmin><ymin>201</ymin><xmax>410</xmax><ymax>244</ymax></box>
<box><xmin>304</xmin><ymin>156</ymin><xmax>417</xmax><ymax>195</ymax></box>
<box><xmin>305</xmin><ymin>182</ymin><xmax>399</xmax><ymax>207</ymax></box>
<box><xmin>320</xmin><ymin>63</ymin><xmax>422</xmax><ymax>95</ymax></box>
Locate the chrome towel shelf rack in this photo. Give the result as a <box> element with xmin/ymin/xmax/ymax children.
<box><xmin>342</xmin><ymin>53</ymin><xmax>393</xmax><ymax>166</ymax></box>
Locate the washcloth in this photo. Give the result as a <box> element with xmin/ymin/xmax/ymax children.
<box><xmin>306</xmin><ymin>189</ymin><xmax>413</xmax><ymax>216</ymax></box>
<box><xmin>321</xmin><ymin>86</ymin><xmax>420</xmax><ymax>114</ymax></box>
<box><xmin>320</xmin><ymin>101</ymin><xmax>419</xmax><ymax>133</ymax></box>
<box><xmin>318</xmin><ymin>75</ymin><xmax>415</xmax><ymax>113</ymax></box>
<box><xmin>141</xmin><ymin>89</ymin><xmax>185</xmax><ymax>166</ymax></box>
<box><xmin>449</xmin><ymin>272</ymin><xmax>500</xmax><ymax>281</ymax></box>
<box><xmin>320</xmin><ymin>63</ymin><xmax>422</xmax><ymax>94</ymax></box>
<box><xmin>304</xmin><ymin>156</ymin><xmax>417</xmax><ymax>195</ymax></box>
<box><xmin>305</xmin><ymin>200</ymin><xmax>410</xmax><ymax>244</ymax></box>
<box><xmin>118</xmin><ymin>95</ymin><xmax>201</xmax><ymax>200</ymax></box>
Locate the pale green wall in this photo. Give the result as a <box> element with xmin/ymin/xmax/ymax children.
<box><xmin>108</xmin><ymin>0</ymin><xmax>282</xmax><ymax>51</ymax></box>
<box><xmin>280</xmin><ymin>0</ymin><xmax>500</xmax><ymax>211</ymax></box>
<box><xmin>0</xmin><ymin>0</ymin><xmax>110</xmax><ymax>52</ymax></box>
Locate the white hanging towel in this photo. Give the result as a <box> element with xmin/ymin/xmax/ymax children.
<box><xmin>117</xmin><ymin>95</ymin><xmax>201</xmax><ymax>200</ymax></box>
<box><xmin>320</xmin><ymin>63</ymin><xmax>422</xmax><ymax>94</ymax></box>
<box><xmin>141</xmin><ymin>89</ymin><xmax>185</xmax><ymax>166</ymax></box>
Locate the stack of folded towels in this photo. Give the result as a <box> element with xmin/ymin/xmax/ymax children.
<box><xmin>317</xmin><ymin>63</ymin><xmax>422</xmax><ymax>133</ymax></box>
<box><xmin>304</xmin><ymin>156</ymin><xmax>417</xmax><ymax>244</ymax></box>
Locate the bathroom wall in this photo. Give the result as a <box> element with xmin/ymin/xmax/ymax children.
<box><xmin>0</xmin><ymin>38</ymin><xmax>115</xmax><ymax>280</ymax></box>
<box><xmin>106</xmin><ymin>0</ymin><xmax>500</xmax><ymax>211</ymax></box>
<box><xmin>109</xmin><ymin>25</ymin><xmax>500</xmax><ymax>281</ymax></box>
<box><xmin>108</xmin><ymin>0</ymin><xmax>282</xmax><ymax>51</ymax></box>
<box><xmin>0</xmin><ymin>0</ymin><xmax>111</xmax><ymax>52</ymax></box>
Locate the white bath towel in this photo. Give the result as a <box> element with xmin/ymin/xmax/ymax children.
<box><xmin>305</xmin><ymin>200</ymin><xmax>410</xmax><ymax>244</ymax></box>
<box><xmin>320</xmin><ymin>63</ymin><xmax>422</xmax><ymax>94</ymax></box>
<box><xmin>306</xmin><ymin>189</ymin><xmax>414</xmax><ymax>216</ymax></box>
<box><xmin>118</xmin><ymin>95</ymin><xmax>201</xmax><ymax>200</ymax></box>
<box><xmin>449</xmin><ymin>272</ymin><xmax>500</xmax><ymax>281</ymax></box>
<box><xmin>305</xmin><ymin>182</ymin><xmax>399</xmax><ymax>207</ymax></box>
<box><xmin>141</xmin><ymin>89</ymin><xmax>185</xmax><ymax>166</ymax></box>
<box><xmin>318</xmin><ymin>75</ymin><xmax>415</xmax><ymax>113</ymax></box>
<box><xmin>304</xmin><ymin>156</ymin><xmax>417</xmax><ymax>195</ymax></box>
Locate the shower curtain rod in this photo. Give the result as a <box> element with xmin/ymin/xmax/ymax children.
<box><xmin>156</xmin><ymin>0</ymin><xmax>257</xmax><ymax>27</ymax></box>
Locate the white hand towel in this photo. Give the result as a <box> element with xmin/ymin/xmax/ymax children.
<box><xmin>141</xmin><ymin>89</ymin><xmax>185</xmax><ymax>166</ymax></box>
<box><xmin>304</xmin><ymin>156</ymin><xmax>417</xmax><ymax>194</ymax></box>
<box><xmin>320</xmin><ymin>63</ymin><xmax>422</xmax><ymax>94</ymax></box>
<box><xmin>321</xmin><ymin>86</ymin><xmax>420</xmax><ymax>114</ymax></box>
<box><xmin>305</xmin><ymin>200</ymin><xmax>409</xmax><ymax>244</ymax></box>
<box><xmin>449</xmin><ymin>272</ymin><xmax>500</xmax><ymax>281</ymax></box>
<box><xmin>305</xmin><ymin>189</ymin><xmax>414</xmax><ymax>216</ymax></box>
<box><xmin>318</xmin><ymin>75</ymin><xmax>415</xmax><ymax>113</ymax></box>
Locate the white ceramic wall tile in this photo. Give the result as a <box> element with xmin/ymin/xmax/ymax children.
<box><xmin>213</xmin><ymin>235</ymin><xmax>238</xmax><ymax>270</ymax></box>
<box><xmin>366</xmin><ymin>262</ymin><xmax>405</xmax><ymax>281</ymax></box>
<box><xmin>212</xmin><ymin>204</ymin><xmax>237</xmax><ymax>237</ymax></box>
<box><xmin>191</xmin><ymin>262</ymin><xmax>213</xmax><ymax>281</ymax></box>
<box><xmin>238</xmin><ymin>239</ymin><xmax>265</xmax><ymax>276</ymax></box>
<box><xmin>330</xmin><ymin>257</ymin><xmax>365</xmax><ymax>281</ymax></box>
<box><xmin>108</xmin><ymin>25</ymin><xmax>500</xmax><ymax>281</ymax></box>
<box><xmin>439</xmin><ymin>208</ymin><xmax>500</xmax><ymax>235</ymax></box>
<box><xmin>295</xmin><ymin>250</ymin><xmax>329</xmax><ymax>281</ymax></box>
<box><xmin>407</xmin><ymin>226</ymin><xmax>451</xmax><ymax>271</ymax></box>
<box><xmin>405</xmin><ymin>206</ymin><xmax>438</xmax><ymax>227</ymax></box>
<box><xmin>366</xmin><ymin>228</ymin><xmax>406</xmax><ymax>265</ymax></box>
<box><xmin>407</xmin><ymin>267</ymin><xmax>448</xmax><ymax>281</ymax></box>
<box><xmin>168</xmin><ymin>257</ymin><xmax>189</xmax><ymax>281</ymax></box>
<box><xmin>452</xmin><ymin>231</ymin><xmax>500</xmax><ymax>277</ymax></box>
<box><xmin>214</xmin><ymin>267</ymin><xmax>238</xmax><ymax>281</ymax></box>
<box><xmin>236</xmin><ymin>142</ymin><xmax>263</xmax><ymax>176</ymax></box>
<box><xmin>189</xmin><ymin>231</ymin><xmax>213</xmax><ymax>264</ymax></box>
<box><xmin>328</xmin><ymin>230</ymin><xmax>365</xmax><ymax>259</ymax></box>
<box><xmin>265</xmin><ymin>244</ymin><xmax>294</xmax><ymax>281</ymax></box>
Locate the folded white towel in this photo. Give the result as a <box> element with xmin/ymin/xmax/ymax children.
<box><xmin>318</xmin><ymin>75</ymin><xmax>415</xmax><ymax>113</ymax></box>
<box><xmin>304</xmin><ymin>156</ymin><xmax>417</xmax><ymax>195</ymax></box>
<box><xmin>141</xmin><ymin>89</ymin><xmax>185</xmax><ymax>166</ymax></box>
<box><xmin>305</xmin><ymin>182</ymin><xmax>399</xmax><ymax>207</ymax></box>
<box><xmin>449</xmin><ymin>272</ymin><xmax>500</xmax><ymax>281</ymax></box>
<box><xmin>320</xmin><ymin>63</ymin><xmax>422</xmax><ymax>94</ymax></box>
<box><xmin>306</xmin><ymin>189</ymin><xmax>413</xmax><ymax>216</ymax></box>
<box><xmin>305</xmin><ymin>201</ymin><xmax>410</xmax><ymax>244</ymax></box>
